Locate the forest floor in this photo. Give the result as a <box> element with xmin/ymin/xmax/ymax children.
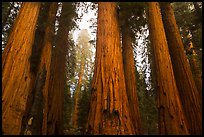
<box><xmin>63</xmin><ymin>127</ymin><xmax>83</xmax><ymax>135</ymax></box>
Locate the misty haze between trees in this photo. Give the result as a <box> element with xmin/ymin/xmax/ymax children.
<box><xmin>2</xmin><ymin>2</ymin><xmax>202</xmax><ymax>135</ymax></box>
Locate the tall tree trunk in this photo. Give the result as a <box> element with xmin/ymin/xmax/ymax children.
<box><xmin>86</xmin><ymin>2</ymin><xmax>135</xmax><ymax>135</ymax></box>
<box><xmin>34</xmin><ymin>3</ymin><xmax>58</xmax><ymax>135</ymax></box>
<box><xmin>72</xmin><ymin>58</ymin><xmax>85</xmax><ymax>129</ymax></box>
<box><xmin>20</xmin><ymin>2</ymin><xmax>58</xmax><ymax>135</ymax></box>
<box><xmin>23</xmin><ymin>65</ymin><xmax>46</xmax><ymax>135</ymax></box>
<box><xmin>46</xmin><ymin>2</ymin><xmax>74</xmax><ymax>135</ymax></box>
<box><xmin>29</xmin><ymin>3</ymin><xmax>51</xmax><ymax>76</ymax></box>
<box><xmin>20</xmin><ymin>3</ymin><xmax>52</xmax><ymax>135</ymax></box>
<box><xmin>121</xmin><ymin>26</ymin><xmax>143</xmax><ymax>134</ymax></box>
<box><xmin>2</xmin><ymin>2</ymin><xmax>41</xmax><ymax>135</ymax></box>
<box><xmin>160</xmin><ymin>2</ymin><xmax>202</xmax><ymax>135</ymax></box>
<box><xmin>46</xmin><ymin>44</ymin><xmax>65</xmax><ymax>135</ymax></box>
<box><xmin>148</xmin><ymin>2</ymin><xmax>189</xmax><ymax>135</ymax></box>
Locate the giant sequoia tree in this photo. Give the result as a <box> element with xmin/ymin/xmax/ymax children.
<box><xmin>2</xmin><ymin>2</ymin><xmax>41</xmax><ymax>135</ymax></box>
<box><xmin>148</xmin><ymin>2</ymin><xmax>189</xmax><ymax>135</ymax></box>
<box><xmin>160</xmin><ymin>2</ymin><xmax>202</xmax><ymax>134</ymax></box>
<box><xmin>172</xmin><ymin>2</ymin><xmax>202</xmax><ymax>79</ymax></box>
<box><xmin>121</xmin><ymin>24</ymin><xmax>142</xmax><ymax>134</ymax></box>
<box><xmin>119</xmin><ymin>3</ymin><xmax>146</xmax><ymax>134</ymax></box>
<box><xmin>2</xmin><ymin>2</ymin><xmax>202</xmax><ymax>135</ymax></box>
<box><xmin>24</xmin><ymin>2</ymin><xmax>58</xmax><ymax>135</ymax></box>
<box><xmin>46</xmin><ymin>2</ymin><xmax>76</xmax><ymax>135</ymax></box>
<box><xmin>72</xmin><ymin>29</ymin><xmax>91</xmax><ymax>129</ymax></box>
<box><xmin>86</xmin><ymin>2</ymin><xmax>135</xmax><ymax>134</ymax></box>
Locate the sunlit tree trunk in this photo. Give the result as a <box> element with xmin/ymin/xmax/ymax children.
<box><xmin>121</xmin><ymin>26</ymin><xmax>143</xmax><ymax>134</ymax></box>
<box><xmin>19</xmin><ymin>4</ymin><xmax>52</xmax><ymax>135</ymax></box>
<box><xmin>2</xmin><ymin>2</ymin><xmax>41</xmax><ymax>135</ymax></box>
<box><xmin>160</xmin><ymin>2</ymin><xmax>202</xmax><ymax>135</ymax></box>
<box><xmin>29</xmin><ymin>3</ymin><xmax>57</xmax><ymax>135</ymax></box>
<box><xmin>148</xmin><ymin>2</ymin><xmax>189</xmax><ymax>135</ymax></box>
<box><xmin>86</xmin><ymin>2</ymin><xmax>135</xmax><ymax>135</ymax></box>
<box><xmin>72</xmin><ymin>58</ymin><xmax>85</xmax><ymax>129</ymax></box>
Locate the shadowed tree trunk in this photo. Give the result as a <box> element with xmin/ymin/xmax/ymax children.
<box><xmin>148</xmin><ymin>2</ymin><xmax>189</xmax><ymax>135</ymax></box>
<box><xmin>121</xmin><ymin>25</ymin><xmax>143</xmax><ymax>134</ymax></box>
<box><xmin>20</xmin><ymin>3</ymin><xmax>52</xmax><ymax>135</ymax></box>
<box><xmin>23</xmin><ymin>65</ymin><xmax>46</xmax><ymax>135</ymax></box>
<box><xmin>2</xmin><ymin>2</ymin><xmax>41</xmax><ymax>135</ymax></box>
<box><xmin>35</xmin><ymin>2</ymin><xmax>58</xmax><ymax>135</ymax></box>
<box><xmin>160</xmin><ymin>2</ymin><xmax>202</xmax><ymax>135</ymax></box>
<box><xmin>19</xmin><ymin>3</ymin><xmax>57</xmax><ymax>135</ymax></box>
<box><xmin>86</xmin><ymin>2</ymin><xmax>135</xmax><ymax>135</ymax></box>
<box><xmin>46</xmin><ymin>2</ymin><xmax>75</xmax><ymax>135</ymax></box>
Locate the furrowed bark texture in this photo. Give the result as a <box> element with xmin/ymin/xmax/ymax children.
<box><xmin>148</xmin><ymin>2</ymin><xmax>189</xmax><ymax>135</ymax></box>
<box><xmin>160</xmin><ymin>2</ymin><xmax>202</xmax><ymax>134</ymax></box>
<box><xmin>23</xmin><ymin>65</ymin><xmax>46</xmax><ymax>135</ymax></box>
<box><xmin>86</xmin><ymin>2</ymin><xmax>135</xmax><ymax>135</ymax></box>
<box><xmin>20</xmin><ymin>3</ymin><xmax>51</xmax><ymax>135</ymax></box>
<box><xmin>39</xmin><ymin>2</ymin><xmax>58</xmax><ymax>135</ymax></box>
<box><xmin>2</xmin><ymin>2</ymin><xmax>41</xmax><ymax>135</ymax></box>
<box><xmin>121</xmin><ymin>26</ymin><xmax>143</xmax><ymax>134</ymax></box>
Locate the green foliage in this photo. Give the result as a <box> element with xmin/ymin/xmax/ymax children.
<box><xmin>172</xmin><ymin>2</ymin><xmax>202</xmax><ymax>64</ymax></box>
<box><xmin>61</xmin><ymin>2</ymin><xmax>78</xmax><ymax>31</ymax></box>
<box><xmin>63</xmin><ymin>84</ymin><xmax>73</xmax><ymax>129</ymax></box>
<box><xmin>136</xmin><ymin>69</ymin><xmax>158</xmax><ymax>135</ymax></box>
<box><xmin>2</xmin><ymin>2</ymin><xmax>22</xmax><ymax>51</ymax></box>
<box><xmin>118</xmin><ymin>2</ymin><xmax>148</xmax><ymax>42</ymax></box>
<box><xmin>64</xmin><ymin>33</ymin><xmax>77</xmax><ymax>131</ymax></box>
<box><xmin>2</xmin><ymin>2</ymin><xmax>10</xmax><ymax>25</ymax></box>
<box><xmin>77</xmin><ymin>77</ymin><xmax>92</xmax><ymax>134</ymax></box>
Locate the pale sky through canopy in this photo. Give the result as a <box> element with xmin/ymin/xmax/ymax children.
<box><xmin>72</xmin><ymin>2</ymin><xmax>151</xmax><ymax>89</ymax></box>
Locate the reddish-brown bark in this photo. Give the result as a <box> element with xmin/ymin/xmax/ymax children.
<box><xmin>46</xmin><ymin>2</ymin><xmax>74</xmax><ymax>135</ymax></box>
<box><xmin>86</xmin><ymin>2</ymin><xmax>135</xmax><ymax>135</ymax></box>
<box><xmin>148</xmin><ymin>2</ymin><xmax>189</xmax><ymax>135</ymax></box>
<box><xmin>33</xmin><ymin>3</ymin><xmax>58</xmax><ymax>135</ymax></box>
<box><xmin>121</xmin><ymin>26</ymin><xmax>143</xmax><ymax>134</ymax></box>
<box><xmin>2</xmin><ymin>2</ymin><xmax>41</xmax><ymax>135</ymax></box>
<box><xmin>160</xmin><ymin>2</ymin><xmax>202</xmax><ymax>134</ymax></box>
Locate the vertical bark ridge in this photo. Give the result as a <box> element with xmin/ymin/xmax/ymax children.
<box><xmin>121</xmin><ymin>25</ymin><xmax>143</xmax><ymax>134</ymax></box>
<box><xmin>160</xmin><ymin>2</ymin><xmax>202</xmax><ymax>134</ymax></box>
<box><xmin>86</xmin><ymin>2</ymin><xmax>135</xmax><ymax>135</ymax></box>
<box><xmin>2</xmin><ymin>2</ymin><xmax>41</xmax><ymax>135</ymax></box>
<box><xmin>148</xmin><ymin>2</ymin><xmax>189</xmax><ymax>135</ymax></box>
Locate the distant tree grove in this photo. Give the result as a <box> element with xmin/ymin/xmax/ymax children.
<box><xmin>2</xmin><ymin>2</ymin><xmax>202</xmax><ymax>135</ymax></box>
